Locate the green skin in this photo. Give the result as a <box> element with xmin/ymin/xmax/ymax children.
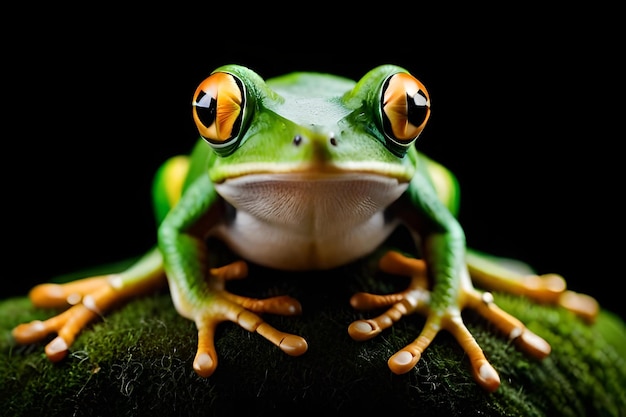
<box><xmin>161</xmin><ymin>65</ymin><xmax>460</xmax><ymax>312</ymax></box>
<box><xmin>14</xmin><ymin>64</ymin><xmax>595</xmax><ymax>393</ymax></box>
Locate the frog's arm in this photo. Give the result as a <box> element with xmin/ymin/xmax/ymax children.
<box><xmin>395</xmin><ymin>168</ymin><xmax>514</xmax><ymax>384</ymax></box>
<box><xmin>349</xmin><ymin>153</ymin><xmax>599</xmax><ymax>391</ymax></box>
<box><xmin>156</xmin><ymin>160</ymin><xmax>307</xmax><ymax>378</ymax></box>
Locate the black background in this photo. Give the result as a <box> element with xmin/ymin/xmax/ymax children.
<box><xmin>4</xmin><ymin>8</ymin><xmax>623</xmax><ymax>318</ymax></box>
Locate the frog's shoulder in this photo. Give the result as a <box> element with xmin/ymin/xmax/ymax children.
<box><xmin>411</xmin><ymin>150</ymin><xmax>460</xmax><ymax>213</ymax></box>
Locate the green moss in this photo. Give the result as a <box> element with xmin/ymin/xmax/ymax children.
<box><xmin>2</xmin><ymin>253</ymin><xmax>625</xmax><ymax>417</ymax></box>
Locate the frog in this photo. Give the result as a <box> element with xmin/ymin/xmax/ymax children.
<box><xmin>12</xmin><ymin>64</ymin><xmax>599</xmax><ymax>392</ymax></box>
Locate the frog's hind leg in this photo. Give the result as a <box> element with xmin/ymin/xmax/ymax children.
<box><xmin>465</xmin><ymin>249</ymin><xmax>599</xmax><ymax>323</ymax></box>
<box><xmin>12</xmin><ymin>248</ymin><xmax>166</xmax><ymax>362</ymax></box>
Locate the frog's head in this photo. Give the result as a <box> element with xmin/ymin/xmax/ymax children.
<box><xmin>192</xmin><ymin>64</ymin><xmax>431</xmax><ymax>185</ymax></box>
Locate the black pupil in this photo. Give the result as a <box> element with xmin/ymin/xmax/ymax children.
<box><xmin>407</xmin><ymin>90</ymin><xmax>428</xmax><ymax>127</ymax></box>
<box><xmin>195</xmin><ymin>90</ymin><xmax>217</xmax><ymax>128</ymax></box>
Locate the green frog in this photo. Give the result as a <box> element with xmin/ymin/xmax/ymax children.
<box><xmin>13</xmin><ymin>64</ymin><xmax>598</xmax><ymax>392</ymax></box>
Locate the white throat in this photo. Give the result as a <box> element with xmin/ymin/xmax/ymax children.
<box><xmin>212</xmin><ymin>173</ymin><xmax>408</xmax><ymax>270</ymax></box>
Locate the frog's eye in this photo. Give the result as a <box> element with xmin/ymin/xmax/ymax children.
<box><xmin>380</xmin><ymin>73</ymin><xmax>430</xmax><ymax>149</ymax></box>
<box><xmin>192</xmin><ymin>72</ymin><xmax>246</xmax><ymax>149</ymax></box>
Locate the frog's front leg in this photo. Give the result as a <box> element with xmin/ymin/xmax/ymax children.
<box><xmin>349</xmin><ymin>250</ymin><xmax>552</xmax><ymax>392</ymax></box>
<box><xmin>159</xmin><ymin>173</ymin><xmax>308</xmax><ymax>377</ymax></box>
<box><xmin>12</xmin><ymin>248</ymin><xmax>166</xmax><ymax>361</ymax></box>
<box><xmin>169</xmin><ymin>258</ymin><xmax>308</xmax><ymax>377</ymax></box>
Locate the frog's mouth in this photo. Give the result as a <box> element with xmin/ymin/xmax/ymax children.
<box><xmin>209</xmin><ymin>160</ymin><xmax>415</xmax><ymax>185</ymax></box>
<box><xmin>214</xmin><ymin>172</ymin><xmax>408</xmax><ymax>232</ymax></box>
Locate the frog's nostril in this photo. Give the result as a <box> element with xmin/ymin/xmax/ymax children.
<box><xmin>292</xmin><ymin>133</ymin><xmax>337</xmax><ymax>148</ymax></box>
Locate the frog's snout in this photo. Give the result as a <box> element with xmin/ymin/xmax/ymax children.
<box><xmin>292</xmin><ymin>132</ymin><xmax>337</xmax><ymax>148</ymax></box>
<box><xmin>291</xmin><ymin>130</ymin><xmax>339</xmax><ymax>163</ymax></box>
<box><xmin>293</xmin><ymin>126</ymin><xmax>338</xmax><ymax>148</ymax></box>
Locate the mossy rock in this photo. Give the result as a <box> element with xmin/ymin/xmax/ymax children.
<box><xmin>2</xmin><ymin>248</ymin><xmax>625</xmax><ymax>417</ymax></box>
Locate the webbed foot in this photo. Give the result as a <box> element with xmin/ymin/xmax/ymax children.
<box><xmin>176</xmin><ymin>261</ymin><xmax>308</xmax><ymax>378</ymax></box>
<box><xmin>349</xmin><ymin>251</ymin><xmax>552</xmax><ymax>392</ymax></box>
<box><xmin>13</xmin><ymin>249</ymin><xmax>166</xmax><ymax>362</ymax></box>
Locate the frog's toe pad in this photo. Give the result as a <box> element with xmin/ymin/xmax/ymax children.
<box><xmin>253</xmin><ymin>322</ymin><xmax>308</xmax><ymax>356</ymax></box>
<box><xmin>193</xmin><ymin>352</ymin><xmax>216</xmax><ymax>378</ymax></box>
<box><xmin>474</xmin><ymin>361</ymin><xmax>500</xmax><ymax>393</ymax></box>
<box><xmin>559</xmin><ymin>290</ymin><xmax>599</xmax><ymax>324</ymax></box>
<box><xmin>388</xmin><ymin>350</ymin><xmax>420</xmax><ymax>374</ymax></box>
<box><xmin>12</xmin><ymin>320</ymin><xmax>48</xmax><ymax>344</ymax></box>
<box><xmin>515</xmin><ymin>329</ymin><xmax>551</xmax><ymax>359</ymax></box>
<box><xmin>45</xmin><ymin>336</ymin><xmax>70</xmax><ymax>362</ymax></box>
<box><xmin>278</xmin><ymin>334</ymin><xmax>308</xmax><ymax>356</ymax></box>
<box><xmin>348</xmin><ymin>319</ymin><xmax>382</xmax><ymax>341</ymax></box>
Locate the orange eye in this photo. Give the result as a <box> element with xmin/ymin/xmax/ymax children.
<box><xmin>192</xmin><ymin>72</ymin><xmax>245</xmax><ymax>146</ymax></box>
<box><xmin>381</xmin><ymin>73</ymin><xmax>430</xmax><ymax>146</ymax></box>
